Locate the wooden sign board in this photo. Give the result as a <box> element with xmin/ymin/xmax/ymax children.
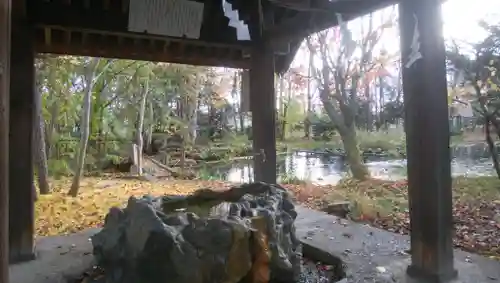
<box><xmin>128</xmin><ymin>0</ymin><xmax>204</xmax><ymax>39</ymax></box>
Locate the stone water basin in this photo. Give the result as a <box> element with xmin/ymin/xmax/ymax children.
<box><xmin>86</xmin><ymin>182</ymin><xmax>345</xmax><ymax>283</ymax></box>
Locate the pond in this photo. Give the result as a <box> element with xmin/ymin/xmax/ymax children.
<box><xmin>200</xmin><ymin>151</ymin><xmax>496</xmax><ymax>185</ymax></box>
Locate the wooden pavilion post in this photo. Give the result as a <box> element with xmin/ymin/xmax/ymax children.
<box><xmin>9</xmin><ymin>0</ymin><xmax>36</xmax><ymax>263</ymax></box>
<box><xmin>0</xmin><ymin>0</ymin><xmax>11</xmax><ymax>280</ymax></box>
<box><xmin>249</xmin><ymin>39</ymin><xmax>277</xmax><ymax>183</ymax></box>
<box><xmin>399</xmin><ymin>0</ymin><xmax>457</xmax><ymax>282</ymax></box>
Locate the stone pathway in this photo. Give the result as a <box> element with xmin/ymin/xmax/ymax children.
<box><xmin>9</xmin><ymin>207</ymin><xmax>500</xmax><ymax>283</ymax></box>
<box><xmin>9</xmin><ymin>229</ymin><xmax>99</xmax><ymax>283</ymax></box>
<box><xmin>296</xmin><ymin>206</ymin><xmax>500</xmax><ymax>282</ymax></box>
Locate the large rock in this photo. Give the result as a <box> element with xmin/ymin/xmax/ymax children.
<box><xmin>91</xmin><ymin>182</ymin><xmax>302</xmax><ymax>283</ymax></box>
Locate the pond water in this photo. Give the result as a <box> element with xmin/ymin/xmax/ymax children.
<box><xmin>202</xmin><ymin>151</ymin><xmax>496</xmax><ymax>185</ymax></box>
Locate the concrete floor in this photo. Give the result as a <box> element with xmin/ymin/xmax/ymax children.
<box><xmin>9</xmin><ymin>207</ymin><xmax>500</xmax><ymax>283</ymax></box>
<box><xmin>295</xmin><ymin>207</ymin><xmax>500</xmax><ymax>283</ymax></box>
<box><xmin>9</xmin><ymin>229</ymin><xmax>99</xmax><ymax>283</ymax></box>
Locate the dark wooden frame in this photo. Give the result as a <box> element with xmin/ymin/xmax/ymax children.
<box><xmin>0</xmin><ymin>0</ymin><xmax>458</xmax><ymax>282</ymax></box>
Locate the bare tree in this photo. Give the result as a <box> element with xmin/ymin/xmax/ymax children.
<box><xmin>277</xmin><ymin>74</ymin><xmax>286</xmax><ymax>140</ymax></box>
<box><xmin>448</xmin><ymin>27</ymin><xmax>500</xmax><ymax>178</ymax></box>
<box><xmin>34</xmin><ymin>89</ymin><xmax>50</xmax><ymax>194</ymax></box>
<box><xmin>69</xmin><ymin>58</ymin><xmax>111</xmax><ymax>196</ymax></box>
<box><xmin>145</xmin><ymin>100</ymin><xmax>154</xmax><ymax>154</ymax></box>
<box><xmin>306</xmin><ymin>12</ymin><xmax>394</xmax><ymax>180</ymax></box>
<box><xmin>304</xmin><ymin>50</ymin><xmax>313</xmax><ymax>138</ymax></box>
<box><xmin>136</xmin><ymin>79</ymin><xmax>149</xmax><ymax>176</ymax></box>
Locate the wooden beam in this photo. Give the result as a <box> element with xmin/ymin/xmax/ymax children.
<box><xmin>28</xmin><ymin>0</ymin><xmax>239</xmax><ymax>45</ymax></box>
<box><xmin>266</xmin><ymin>0</ymin><xmax>397</xmax><ymax>44</ymax></box>
<box><xmin>9</xmin><ymin>0</ymin><xmax>35</xmax><ymax>264</ymax></box>
<box><xmin>399</xmin><ymin>0</ymin><xmax>457</xmax><ymax>281</ymax></box>
<box><xmin>274</xmin><ymin>41</ymin><xmax>301</xmax><ymax>75</ymax></box>
<box><xmin>34</xmin><ymin>27</ymin><xmax>251</xmax><ymax>69</ymax></box>
<box><xmin>0</xmin><ymin>0</ymin><xmax>10</xmax><ymax>279</ymax></box>
<box><xmin>247</xmin><ymin>0</ymin><xmax>277</xmax><ymax>184</ymax></box>
<box><xmin>250</xmin><ymin>39</ymin><xmax>277</xmax><ymax>183</ymax></box>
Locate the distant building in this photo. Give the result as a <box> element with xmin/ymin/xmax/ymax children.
<box><xmin>449</xmin><ymin>96</ymin><xmax>475</xmax><ymax>133</ymax></box>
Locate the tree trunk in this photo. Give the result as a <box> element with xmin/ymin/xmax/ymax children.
<box><xmin>378</xmin><ymin>77</ymin><xmax>384</xmax><ymax>130</ymax></box>
<box><xmin>485</xmin><ymin>117</ymin><xmax>500</xmax><ymax>179</ymax></box>
<box><xmin>239</xmin><ymin>112</ymin><xmax>245</xmax><ymax>134</ymax></box>
<box><xmin>145</xmin><ymin>101</ymin><xmax>154</xmax><ymax>154</ymax></box>
<box><xmin>320</xmin><ymin>90</ymin><xmax>370</xmax><ymax>181</ymax></box>
<box><xmin>45</xmin><ymin>65</ymin><xmax>59</xmax><ymax>158</ymax></box>
<box><xmin>339</xmin><ymin>125</ymin><xmax>370</xmax><ymax>180</ymax></box>
<box><xmin>278</xmin><ymin>75</ymin><xmax>285</xmax><ymax>141</ymax></box>
<box><xmin>281</xmin><ymin>74</ymin><xmax>292</xmax><ymax>140</ymax></box>
<box><xmin>188</xmin><ymin>104</ymin><xmax>198</xmax><ymax>143</ymax></box>
<box><xmin>46</xmin><ymin>93</ymin><xmax>61</xmax><ymax>159</ymax></box>
<box><xmin>179</xmin><ymin>125</ymin><xmax>188</xmax><ymax>178</ymax></box>
<box><xmin>68</xmin><ymin>58</ymin><xmax>101</xmax><ymax>197</ymax></box>
<box><xmin>304</xmin><ymin>51</ymin><xmax>312</xmax><ymax>138</ymax></box>
<box><xmin>34</xmin><ymin>89</ymin><xmax>50</xmax><ymax>194</ymax></box>
<box><xmin>183</xmin><ymin>91</ymin><xmax>198</xmax><ymax>144</ymax></box>
<box><xmin>96</xmin><ymin>106</ymin><xmax>105</xmax><ymax>157</ymax></box>
<box><xmin>136</xmin><ymin>80</ymin><xmax>149</xmax><ymax>176</ymax></box>
<box><xmin>231</xmin><ymin>71</ymin><xmax>239</xmax><ymax>132</ymax></box>
<box><xmin>238</xmin><ymin>71</ymin><xmax>246</xmax><ymax>133</ymax></box>
<box><xmin>364</xmin><ymin>86</ymin><xmax>372</xmax><ymax>131</ymax></box>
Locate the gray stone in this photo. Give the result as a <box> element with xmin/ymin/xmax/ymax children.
<box><xmin>91</xmin><ymin>182</ymin><xmax>302</xmax><ymax>283</ymax></box>
<box><xmin>321</xmin><ymin>201</ymin><xmax>351</xmax><ymax>218</ymax></box>
<box><xmin>9</xmin><ymin>229</ymin><xmax>99</xmax><ymax>283</ymax></box>
<box><xmin>10</xmin><ymin>205</ymin><xmax>500</xmax><ymax>283</ymax></box>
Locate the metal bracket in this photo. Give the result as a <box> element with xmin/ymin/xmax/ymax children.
<box><xmin>259</xmin><ymin>149</ymin><xmax>266</xmax><ymax>163</ymax></box>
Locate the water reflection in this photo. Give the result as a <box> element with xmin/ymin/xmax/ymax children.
<box><xmin>206</xmin><ymin>151</ymin><xmax>496</xmax><ymax>185</ymax></box>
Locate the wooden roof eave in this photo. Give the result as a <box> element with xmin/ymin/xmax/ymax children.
<box><xmin>34</xmin><ymin>25</ymin><xmax>252</xmax><ymax>69</ymax></box>
<box><xmin>29</xmin><ymin>0</ymin><xmax>256</xmax><ymax>68</ymax></box>
<box><xmin>29</xmin><ymin>0</ymin><xmax>359</xmax><ymax>72</ymax></box>
<box><xmin>266</xmin><ymin>0</ymin><xmax>399</xmax><ymax>44</ymax></box>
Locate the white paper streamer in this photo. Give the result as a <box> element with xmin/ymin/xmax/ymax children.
<box><xmin>222</xmin><ymin>0</ymin><xmax>250</xmax><ymax>41</ymax></box>
<box><xmin>405</xmin><ymin>14</ymin><xmax>423</xmax><ymax>69</ymax></box>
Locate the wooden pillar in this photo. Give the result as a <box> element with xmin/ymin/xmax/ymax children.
<box><xmin>0</xmin><ymin>0</ymin><xmax>11</xmax><ymax>280</ymax></box>
<box><xmin>249</xmin><ymin>39</ymin><xmax>276</xmax><ymax>183</ymax></box>
<box><xmin>9</xmin><ymin>0</ymin><xmax>35</xmax><ymax>263</ymax></box>
<box><xmin>399</xmin><ymin>0</ymin><xmax>457</xmax><ymax>282</ymax></box>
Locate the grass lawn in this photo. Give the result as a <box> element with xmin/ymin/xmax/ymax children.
<box><xmin>286</xmin><ymin>176</ymin><xmax>500</xmax><ymax>258</ymax></box>
<box><xmin>35</xmin><ymin>176</ymin><xmax>500</xmax><ymax>258</ymax></box>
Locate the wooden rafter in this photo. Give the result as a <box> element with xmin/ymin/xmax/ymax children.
<box><xmin>265</xmin><ymin>0</ymin><xmax>397</xmax><ymax>43</ymax></box>
<box><xmin>34</xmin><ymin>26</ymin><xmax>251</xmax><ymax>68</ymax></box>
